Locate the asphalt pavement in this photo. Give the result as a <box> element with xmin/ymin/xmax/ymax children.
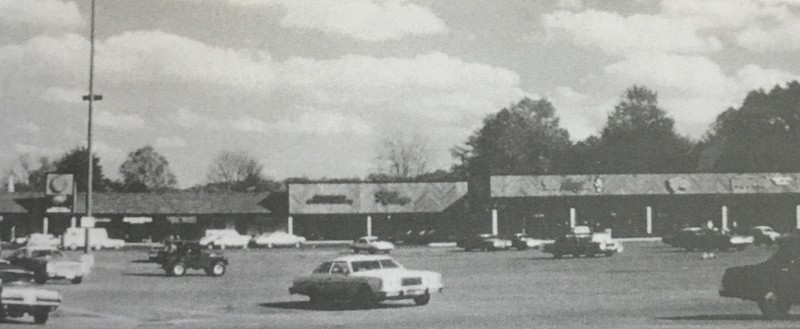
<box><xmin>2</xmin><ymin>242</ymin><xmax>796</xmax><ymax>328</ymax></box>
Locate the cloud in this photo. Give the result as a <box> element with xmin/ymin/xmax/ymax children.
<box><xmin>223</xmin><ymin>0</ymin><xmax>447</xmax><ymax>41</ymax></box>
<box><xmin>41</xmin><ymin>87</ymin><xmax>84</xmax><ymax>104</ymax></box>
<box><xmin>736</xmin><ymin>19</ymin><xmax>800</xmax><ymax>52</ymax></box>
<box><xmin>231</xmin><ymin>112</ymin><xmax>373</xmax><ymax>135</ymax></box>
<box><xmin>551</xmin><ymin>53</ymin><xmax>800</xmax><ymax>139</ymax></box>
<box><xmin>93</xmin><ymin>141</ymin><xmax>126</xmax><ymax>177</ymax></box>
<box><xmin>18</xmin><ymin>122</ymin><xmax>41</xmax><ymax>133</ymax></box>
<box><xmin>13</xmin><ymin>143</ymin><xmax>61</xmax><ymax>158</ymax></box>
<box><xmin>0</xmin><ymin>0</ymin><xmax>83</xmax><ymax>30</ymax></box>
<box><xmin>557</xmin><ymin>0</ymin><xmax>583</xmax><ymax>10</ymax></box>
<box><xmin>175</xmin><ymin>108</ymin><xmax>222</xmax><ymax>130</ymax></box>
<box><xmin>542</xmin><ymin>9</ymin><xmax>723</xmax><ymax>55</ymax></box>
<box><xmin>155</xmin><ymin>137</ymin><xmax>187</xmax><ymax>149</ymax></box>
<box><xmin>95</xmin><ymin>110</ymin><xmax>146</xmax><ymax>130</ymax></box>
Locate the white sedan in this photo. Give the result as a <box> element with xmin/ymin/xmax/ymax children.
<box><xmin>250</xmin><ymin>232</ymin><xmax>306</xmax><ymax>248</ymax></box>
<box><xmin>290</xmin><ymin>255</ymin><xmax>443</xmax><ymax>308</ymax></box>
<box><xmin>199</xmin><ymin>229</ymin><xmax>251</xmax><ymax>249</ymax></box>
<box><xmin>352</xmin><ymin>236</ymin><xmax>394</xmax><ymax>254</ymax></box>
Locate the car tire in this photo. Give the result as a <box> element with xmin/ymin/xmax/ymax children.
<box><xmin>34</xmin><ymin>272</ymin><xmax>48</xmax><ymax>284</ymax></box>
<box><xmin>354</xmin><ymin>286</ymin><xmax>377</xmax><ymax>309</ymax></box>
<box><xmin>206</xmin><ymin>262</ymin><xmax>226</xmax><ymax>277</ymax></box>
<box><xmin>72</xmin><ymin>276</ymin><xmax>83</xmax><ymax>284</ymax></box>
<box><xmin>413</xmin><ymin>292</ymin><xmax>431</xmax><ymax>306</ymax></box>
<box><xmin>33</xmin><ymin>309</ymin><xmax>49</xmax><ymax>324</ymax></box>
<box><xmin>759</xmin><ymin>290</ymin><xmax>791</xmax><ymax>319</ymax></box>
<box><xmin>170</xmin><ymin>262</ymin><xmax>187</xmax><ymax>277</ymax></box>
<box><xmin>308</xmin><ymin>289</ymin><xmax>325</xmax><ymax>309</ymax></box>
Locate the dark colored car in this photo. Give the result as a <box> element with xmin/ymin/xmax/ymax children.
<box><xmin>159</xmin><ymin>242</ymin><xmax>229</xmax><ymax>277</ymax></box>
<box><xmin>668</xmin><ymin>227</ymin><xmax>752</xmax><ymax>251</ymax></box>
<box><xmin>542</xmin><ymin>226</ymin><xmax>610</xmax><ymax>258</ymax></box>
<box><xmin>720</xmin><ymin>236</ymin><xmax>800</xmax><ymax>319</ymax></box>
<box><xmin>0</xmin><ymin>259</ymin><xmax>33</xmax><ymax>283</ymax></box>
<box><xmin>456</xmin><ymin>234</ymin><xmax>512</xmax><ymax>251</ymax></box>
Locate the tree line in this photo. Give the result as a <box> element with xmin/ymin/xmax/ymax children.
<box><xmin>6</xmin><ymin>82</ymin><xmax>800</xmax><ymax>193</ymax></box>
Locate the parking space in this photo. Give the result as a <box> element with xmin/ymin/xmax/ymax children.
<box><xmin>2</xmin><ymin>242</ymin><xmax>795</xmax><ymax>328</ymax></box>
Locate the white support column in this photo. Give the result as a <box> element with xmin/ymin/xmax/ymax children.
<box><xmin>366</xmin><ymin>215</ymin><xmax>373</xmax><ymax>236</ymax></box>
<box><xmin>491</xmin><ymin>208</ymin><xmax>499</xmax><ymax>235</ymax></box>
<box><xmin>721</xmin><ymin>205</ymin><xmax>728</xmax><ymax>231</ymax></box>
<box><xmin>796</xmin><ymin>205</ymin><xmax>800</xmax><ymax>229</ymax></box>
<box><xmin>569</xmin><ymin>208</ymin><xmax>576</xmax><ymax>228</ymax></box>
<box><xmin>287</xmin><ymin>216</ymin><xmax>294</xmax><ymax>235</ymax></box>
<box><xmin>70</xmin><ymin>216</ymin><xmax>77</xmax><ymax>228</ymax></box>
<box><xmin>646</xmin><ymin>206</ymin><xmax>653</xmax><ymax>235</ymax></box>
<box><xmin>42</xmin><ymin>217</ymin><xmax>49</xmax><ymax>235</ymax></box>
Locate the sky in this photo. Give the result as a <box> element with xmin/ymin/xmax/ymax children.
<box><xmin>2</xmin><ymin>0</ymin><xmax>800</xmax><ymax>188</ymax></box>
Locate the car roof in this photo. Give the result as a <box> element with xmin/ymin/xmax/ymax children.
<box><xmin>331</xmin><ymin>254</ymin><xmax>394</xmax><ymax>262</ymax></box>
<box><xmin>753</xmin><ymin>226</ymin><xmax>773</xmax><ymax>229</ymax></box>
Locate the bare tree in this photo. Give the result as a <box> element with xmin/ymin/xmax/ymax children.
<box><xmin>206</xmin><ymin>150</ymin><xmax>264</xmax><ymax>184</ymax></box>
<box><xmin>373</xmin><ymin>131</ymin><xmax>430</xmax><ymax>179</ymax></box>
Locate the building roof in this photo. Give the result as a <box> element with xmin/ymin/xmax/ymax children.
<box><xmin>289</xmin><ymin>182</ymin><xmax>468</xmax><ymax>215</ymax></box>
<box><xmin>491</xmin><ymin>173</ymin><xmax>800</xmax><ymax>198</ymax></box>
<box><xmin>0</xmin><ymin>192</ymin><xmax>272</xmax><ymax>215</ymax></box>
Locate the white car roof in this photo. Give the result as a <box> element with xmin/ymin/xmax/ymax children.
<box><xmin>331</xmin><ymin>255</ymin><xmax>394</xmax><ymax>262</ymax></box>
<box><xmin>753</xmin><ymin>226</ymin><xmax>773</xmax><ymax>230</ymax></box>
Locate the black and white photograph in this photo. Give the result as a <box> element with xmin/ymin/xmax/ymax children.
<box><xmin>3</xmin><ymin>0</ymin><xmax>800</xmax><ymax>328</ymax></box>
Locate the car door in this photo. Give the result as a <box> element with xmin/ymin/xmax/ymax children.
<box><xmin>328</xmin><ymin>261</ymin><xmax>351</xmax><ymax>298</ymax></box>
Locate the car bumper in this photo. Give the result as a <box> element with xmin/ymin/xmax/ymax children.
<box><xmin>377</xmin><ymin>287</ymin><xmax>443</xmax><ymax>300</ymax></box>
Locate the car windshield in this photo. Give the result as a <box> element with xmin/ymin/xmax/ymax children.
<box><xmin>313</xmin><ymin>262</ymin><xmax>332</xmax><ymax>274</ymax></box>
<box><xmin>379</xmin><ymin>259</ymin><xmax>400</xmax><ymax>269</ymax></box>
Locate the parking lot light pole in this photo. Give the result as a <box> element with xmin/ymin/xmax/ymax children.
<box><xmin>82</xmin><ymin>0</ymin><xmax>102</xmax><ymax>256</ymax></box>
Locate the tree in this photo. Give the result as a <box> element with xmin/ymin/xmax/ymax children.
<box><xmin>118</xmin><ymin>146</ymin><xmax>177</xmax><ymax>192</ymax></box>
<box><xmin>452</xmin><ymin>97</ymin><xmax>572</xmax><ymax>177</ymax></box>
<box><xmin>53</xmin><ymin>147</ymin><xmax>109</xmax><ymax>192</ymax></box>
<box><xmin>200</xmin><ymin>150</ymin><xmax>280</xmax><ymax>192</ymax></box>
<box><xmin>592</xmin><ymin>85</ymin><xmax>696</xmax><ymax>174</ymax></box>
<box><xmin>372</xmin><ymin>132</ymin><xmax>431</xmax><ymax>179</ymax></box>
<box><xmin>699</xmin><ymin>81</ymin><xmax>800</xmax><ymax>172</ymax></box>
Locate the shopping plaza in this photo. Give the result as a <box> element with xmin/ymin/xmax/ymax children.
<box><xmin>1</xmin><ymin>172</ymin><xmax>800</xmax><ymax>242</ymax></box>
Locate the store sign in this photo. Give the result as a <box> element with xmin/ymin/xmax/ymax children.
<box><xmin>731</xmin><ymin>177</ymin><xmax>768</xmax><ymax>193</ymax></box>
<box><xmin>771</xmin><ymin>176</ymin><xmax>793</xmax><ymax>186</ymax></box>
<box><xmin>374</xmin><ymin>190</ymin><xmax>411</xmax><ymax>206</ymax></box>
<box><xmin>666</xmin><ymin>177</ymin><xmax>690</xmax><ymax>194</ymax></box>
<box><xmin>167</xmin><ymin>216</ymin><xmax>197</xmax><ymax>224</ymax></box>
<box><xmin>123</xmin><ymin>216</ymin><xmax>153</xmax><ymax>224</ymax></box>
<box><xmin>306</xmin><ymin>194</ymin><xmax>353</xmax><ymax>205</ymax></box>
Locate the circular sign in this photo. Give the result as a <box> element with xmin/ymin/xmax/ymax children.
<box><xmin>49</xmin><ymin>175</ymin><xmax>70</xmax><ymax>193</ymax></box>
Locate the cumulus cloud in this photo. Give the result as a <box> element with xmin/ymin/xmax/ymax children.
<box><xmin>95</xmin><ymin>110</ymin><xmax>146</xmax><ymax>130</ymax></box>
<box><xmin>231</xmin><ymin>112</ymin><xmax>373</xmax><ymax>135</ymax></box>
<box><xmin>736</xmin><ymin>19</ymin><xmax>800</xmax><ymax>52</ymax></box>
<box><xmin>557</xmin><ymin>0</ymin><xmax>583</xmax><ymax>10</ymax></box>
<box><xmin>41</xmin><ymin>87</ymin><xmax>83</xmax><ymax>104</ymax></box>
<box><xmin>542</xmin><ymin>9</ymin><xmax>723</xmax><ymax>55</ymax></box>
<box><xmin>551</xmin><ymin>53</ymin><xmax>800</xmax><ymax>139</ymax></box>
<box><xmin>155</xmin><ymin>137</ymin><xmax>188</xmax><ymax>149</ymax></box>
<box><xmin>19</xmin><ymin>122</ymin><xmax>41</xmax><ymax>133</ymax></box>
<box><xmin>93</xmin><ymin>141</ymin><xmax>126</xmax><ymax>177</ymax></box>
<box><xmin>223</xmin><ymin>0</ymin><xmax>447</xmax><ymax>41</ymax></box>
<box><xmin>175</xmin><ymin>108</ymin><xmax>222</xmax><ymax>130</ymax></box>
<box><xmin>0</xmin><ymin>0</ymin><xmax>83</xmax><ymax>30</ymax></box>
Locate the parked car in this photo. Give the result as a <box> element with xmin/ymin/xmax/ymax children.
<box><xmin>457</xmin><ymin>234</ymin><xmax>512</xmax><ymax>251</ymax></box>
<box><xmin>542</xmin><ymin>226</ymin><xmax>621</xmax><ymax>258</ymax></box>
<box><xmin>719</xmin><ymin>236</ymin><xmax>800</xmax><ymax>319</ymax></box>
<box><xmin>1</xmin><ymin>278</ymin><xmax>62</xmax><ymax>324</ymax></box>
<box><xmin>6</xmin><ymin>246</ymin><xmax>88</xmax><ymax>284</ymax></box>
<box><xmin>199</xmin><ymin>229</ymin><xmax>250</xmax><ymax>249</ymax></box>
<box><xmin>668</xmin><ymin>227</ymin><xmax>753</xmax><ymax>251</ymax></box>
<box><xmin>750</xmin><ymin>226</ymin><xmax>781</xmax><ymax>246</ymax></box>
<box><xmin>509</xmin><ymin>233</ymin><xmax>547</xmax><ymax>250</ymax></box>
<box><xmin>159</xmin><ymin>242</ymin><xmax>228</xmax><ymax>277</ymax></box>
<box><xmin>62</xmin><ymin>227</ymin><xmax>125</xmax><ymax>251</ymax></box>
<box><xmin>289</xmin><ymin>255</ymin><xmax>443</xmax><ymax>309</ymax></box>
<box><xmin>0</xmin><ymin>259</ymin><xmax>34</xmax><ymax>283</ymax></box>
<box><xmin>352</xmin><ymin>236</ymin><xmax>395</xmax><ymax>254</ymax></box>
<box><xmin>250</xmin><ymin>232</ymin><xmax>306</xmax><ymax>248</ymax></box>
<box><xmin>13</xmin><ymin>234</ymin><xmax>61</xmax><ymax>249</ymax></box>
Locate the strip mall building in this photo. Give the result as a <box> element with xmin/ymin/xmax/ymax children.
<box><xmin>1</xmin><ymin>172</ymin><xmax>800</xmax><ymax>242</ymax></box>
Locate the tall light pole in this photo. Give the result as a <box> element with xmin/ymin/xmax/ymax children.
<box><xmin>83</xmin><ymin>0</ymin><xmax>102</xmax><ymax>254</ymax></box>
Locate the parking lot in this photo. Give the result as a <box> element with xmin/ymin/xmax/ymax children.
<box><xmin>2</xmin><ymin>241</ymin><xmax>797</xmax><ymax>328</ymax></box>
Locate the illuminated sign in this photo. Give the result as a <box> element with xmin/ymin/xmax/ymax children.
<box><xmin>306</xmin><ymin>194</ymin><xmax>353</xmax><ymax>205</ymax></box>
<box><xmin>374</xmin><ymin>190</ymin><xmax>411</xmax><ymax>206</ymax></box>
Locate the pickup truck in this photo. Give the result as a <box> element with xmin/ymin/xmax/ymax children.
<box><xmin>542</xmin><ymin>226</ymin><xmax>622</xmax><ymax>258</ymax></box>
<box><xmin>719</xmin><ymin>236</ymin><xmax>800</xmax><ymax>319</ymax></box>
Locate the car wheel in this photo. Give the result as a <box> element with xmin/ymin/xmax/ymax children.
<box><xmin>759</xmin><ymin>290</ymin><xmax>791</xmax><ymax>319</ymax></box>
<box><xmin>33</xmin><ymin>309</ymin><xmax>49</xmax><ymax>324</ymax></box>
<box><xmin>34</xmin><ymin>272</ymin><xmax>48</xmax><ymax>284</ymax></box>
<box><xmin>206</xmin><ymin>262</ymin><xmax>226</xmax><ymax>276</ymax></box>
<box><xmin>72</xmin><ymin>276</ymin><xmax>83</xmax><ymax>284</ymax></box>
<box><xmin>170</xmin><ymin>262</ymin><xmax>187</xmax><ymax>277</ymax></box>
<box><xmin>413</xmin><ymin>292</ymin><xmax>431</xmax><ymax>306</ymax></box>
<box><xmin>308</xmin><ymin>289</ymin><xmax>326</xmax><ymax>309</ymax></box>
<box><xmin>354</xmin><ymin>286</ymin><xmax>377</xmax><ymax>309</ymax></box>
